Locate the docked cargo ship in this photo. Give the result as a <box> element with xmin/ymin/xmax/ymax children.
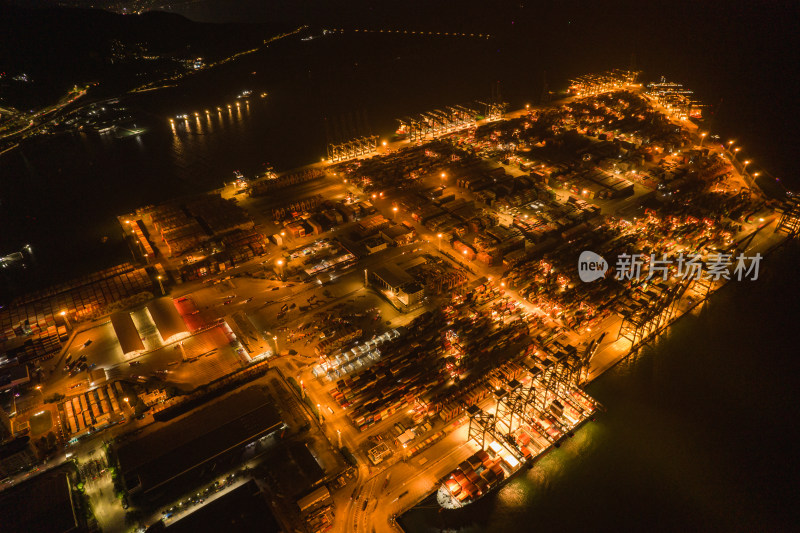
<box><xmin>437</xmin><ymin>447</ymin><xmax>517</xmax><ymax>509</ymax></box>
<box><xmin>437</xmin><ymin>388</ymin><xmax>600</xmax><ymax>509</ymax></box>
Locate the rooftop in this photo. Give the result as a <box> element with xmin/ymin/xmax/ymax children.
<box><xmin>0</xmin><ymin>470</ymin><xmax>78</xmax><ymax>533</ymax></box>
<box><xmin>116</xmin><ymin>387</ymin><xmax>282</xmax><ymax>494</ymax></box>
<box><xmin>164</xmin><ymin>480</ymin><xmax>281</xmax><ymax>533</ymax></box>
<box><xmin>372</xmin><ymin>263</ymin><xmax>412</xmax><ymax>290</ymax></box>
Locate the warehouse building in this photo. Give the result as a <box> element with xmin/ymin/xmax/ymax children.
<box><xmin>110</xmin><ymin>311</ymin><xmax>145</xmax><ymax>356</ymax></box>
<box><xmin>0</xmin><ymin>469</ymin><xmax>80</xmax><ymax>532</ymax></box>
<box><xmin>162</xmin><ymin>480</ymin><xmax>281</xmax><ymax>533</ymax></box>
<box><xmin>371</xmin><ymin>264</ymin><xmax>412</xmax><ymax>293</ymax></box>
<box><xmin>145</xmin><ymin>297</ymin><xmax>189</xmax><ymax>344</ymax></box>
<box><xmin>115</xmin><ymin>387</ymin><xmax>283</xmax><ymax>501</ymax></box>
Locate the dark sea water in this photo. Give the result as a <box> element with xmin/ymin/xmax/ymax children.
<box><xmin>1</xmin><ymin>2</ymin><xmax>799</xmax><ymax>529</ymax></box>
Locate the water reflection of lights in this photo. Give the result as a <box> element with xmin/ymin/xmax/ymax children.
<box><xmin>496</xmin><ymin>478</ymin><xmax>526</xmax><ymax>507</ymax></box>
<box><xmin>169</xmin><ymin>98</ymin><xmax>257</xmax><ymax>136</ymax></box>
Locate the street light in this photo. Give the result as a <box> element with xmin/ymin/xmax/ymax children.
<box><xmin>276</xmin><ymin>259</ymin><xmax>284</xmax><ymax>280</ymax></box>
<box><xmin>273</xmin><ymin>335</ymin><xmax>279</xmax><ymax>355</ymax></box>
<box><xmin>156</xmin><ymin>275</ymin><xmax>165</xmax><ymax>295</ymax></box>
<box><xmin>437</xmin><ymin>233</ymin><xmax>442</xmax><ymax>251</ymax></box>
<box><xmin>60</xmin><ymin>311</ymin><xmax>71</xmax><ymax>329</ymax></box>
<box><xmin>392</xmin><ymin>206</ymin><xmax>398</xmax><ymax>219</ymax></box>
<box><xmin>440</xmin><ymin>172</ymin><xmax>447</xmax><ymax>187</ymax></box>
<box><xmin>316</xmin><ymin>403</ymin><xmax>322</xmax><ymax>424</ymax></box>
<box><xmin>699</xmin><ymin>132</ymin><xmax>707</xmax><ymax>147</ymax></box>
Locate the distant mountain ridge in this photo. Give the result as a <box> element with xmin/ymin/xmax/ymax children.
<box><xmin>0</xmin><ymin>4</ymin><xmax>291</xmax><ymax>108</ymax></box>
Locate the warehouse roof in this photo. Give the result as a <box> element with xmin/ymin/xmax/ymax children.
<box><xmin>110</xmin><ymin>311</ymin><xmax>144</xmax><ymax>355</ymax></box>
<box><xmin>165</xmin><ymin>480</ymin><xmax>281</xmax><ymax>532</ymax></box>
<box><xmin>0</xmin><ymin>470</ymin><xmax>79</xmax><ymax>533</ymax></box>
<box><xmin>146</xmin><ymin>297</ymin><xmax>189</xmax><ymax>343</ymax></box>
<box><xmin>116</xmin><ymin>387</ymin><xmax>282</xmax><ymax>495</ymax></box>
<box><xmin>372</xmin><ymin>264</ymin><xmax>411</xmax><ymax>290</ymax></box>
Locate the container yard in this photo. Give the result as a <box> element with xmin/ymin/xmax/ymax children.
<box><xmin>308</xmin><ymin>72</ymin><xmax>785</xmax><ymax>526</ymax></box>
<box><xmin>59</xmin><ymin>382</ymin><xmax>126</xmax><ymax>439</ymax></box>
<box><xmin>0</xmin><ymin>262</ymin><xmax>156</xmax><ymax>369</ymax></box>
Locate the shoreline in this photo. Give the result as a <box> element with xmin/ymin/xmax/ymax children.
<box><xmin>584</xmin><ymin>219</ymin><xmax>787</xmax><ymax>385</ymax></box>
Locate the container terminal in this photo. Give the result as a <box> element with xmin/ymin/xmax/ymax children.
<box><xmin>0</xmin><ymin>70</ymin><xmax>797</xmax><ymax>533</ymax></box>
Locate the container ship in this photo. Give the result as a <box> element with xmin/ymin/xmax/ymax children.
<box><xmin>437</xmin><ymin>388</ymin><xmax>600</xmax><ymax>509</ymax></box>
